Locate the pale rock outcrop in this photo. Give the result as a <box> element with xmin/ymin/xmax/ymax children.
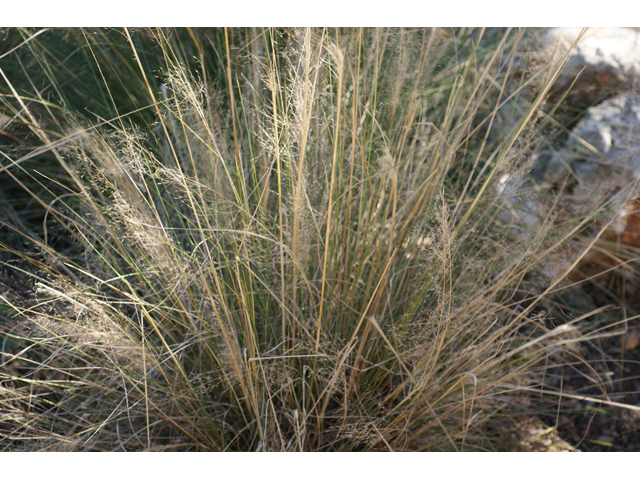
<box><xmin>537</xmin><ymin>27</ymin><xmax>640</xmax><ymax>110</ymax></box>
<box><xmin>544</xmin><ymin>90</ymin><xmax>640</xmax><ymax>216</ymax></box>
<box><xmin>498</xmin><ymin>29</ymin><xmax>640</xmax><ymax>265</ymax></box>
<box><xmin>540</xmin><ymin>89</ymin><xmax>640</xmax><ymax>280</ymax></box>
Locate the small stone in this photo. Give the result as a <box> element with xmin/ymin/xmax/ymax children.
<box><xmin>624</xmin><ymin>329</ymin><xmax>640</xmax><ymax>351</ymax></box>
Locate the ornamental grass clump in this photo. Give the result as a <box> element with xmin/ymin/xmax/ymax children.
<box><xmin>0</xmin><ymin>27</ymin><xmax>620</xmax><ymax>451</ymax></box>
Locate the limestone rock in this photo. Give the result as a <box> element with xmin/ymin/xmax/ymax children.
<box><xmin>537</xmin><ymin>28</ymin><xmax>640</xmax><ymax>110</ymax></box>
<box><xmin>497</xmin><ymin>172</ymin><xmax>542</xmax><ymax>230</ymax></box>
<box><xmin>541</xmin><ymin>91</ymin><xmax>640</xmax><ymax>281</ymax></box>
<box><xmin>498</xmin><ymin>31</ymin><xmax>640</xmax><ymax>283</ymax></box>
<box><xmin>544</xmin><ymin>91</ymin><xmax>640</xmax><ymax>210</ymax></box>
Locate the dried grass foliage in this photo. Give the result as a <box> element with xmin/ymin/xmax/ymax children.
<box><xmin>0</xmin><ymin>27</ymin><xmax>633</xmax><ymax>451</ymax></box>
